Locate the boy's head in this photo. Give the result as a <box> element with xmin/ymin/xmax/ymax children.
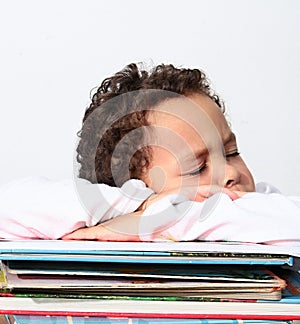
<box><xmin>77</xmin><ymin>63</ymin><xmax>255</xmax><ymax>193</ymax></box>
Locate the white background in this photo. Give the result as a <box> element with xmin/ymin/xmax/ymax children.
<box><xmin>0</xmin><ymin>0</ymin><xmax>299</xmax><ymax>195</ymax></box>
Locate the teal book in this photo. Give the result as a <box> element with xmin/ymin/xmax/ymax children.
<box><xmin>0</xmin><ymin>240</ymin><xmax>295</xmax><ymax>266</ymax></box>
<box><xmin>5</xmin><ymin>314</ymin><xmax>294</xmax><ymax>324</ymax></box>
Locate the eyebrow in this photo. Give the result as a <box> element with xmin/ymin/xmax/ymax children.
<box><xmin>223</xmin><ymin>132</ymin><xmax>237</xmax><ymax>146</ymax></box>
<box><xmin>181</xmin><ymin>146</ymin><xmax>208</xmax><ymax>165</ymax></box>
<box><xmin>181</xmin><ymin>132</ymin><xmax>237</xmax><ymax>164</ymax></box>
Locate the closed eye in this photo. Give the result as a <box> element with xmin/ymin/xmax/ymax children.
<box><xmin>188</xmin><ymin>164</ymin><xmax>208</xmax><ymax>176</ymax></box>
<box><xmin>226</xmin><ymin>151</ymin><xmax>240</xmax><ymax>158</ymax></box>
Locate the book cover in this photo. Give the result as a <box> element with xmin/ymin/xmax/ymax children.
<box><xmin>0</xmin><ymin>241</ymin><xmax>295</xmax><ymax>266</ymax></box>
<box><xmin>6</xmin><ymin>314</ymin><xmax>294</xmax><ymax>324</ymax></box>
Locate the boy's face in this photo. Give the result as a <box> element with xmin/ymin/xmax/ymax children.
<box><xmin>143</xmin><ymin>93</ymin><xmax>255</xmax><ymax>194</ymax></box>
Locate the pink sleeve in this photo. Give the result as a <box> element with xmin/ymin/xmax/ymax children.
<box><xmin>139</xmin><ymin>192</ymin><xmax>300</xmax><ymax>245</ymax></box>
<box><xmin>0</xmin><ymin>177</ymin><xmax>153</xmax><ymax>239</ymax></box>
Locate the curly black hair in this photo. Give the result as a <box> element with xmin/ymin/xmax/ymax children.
<box><xmin>76</xmin><ymin>63</ymin><xmax>225</xmax><ymax>186</ymax></box>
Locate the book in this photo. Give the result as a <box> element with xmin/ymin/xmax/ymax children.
<box><xmin>1</xmin><ymin>297</ymin><xmax>300</xmax><ymax>319</ymax></box>
<box><xmin>0</xmin><ymin>240</ymin><xmax>299</xmax><ymax>320</ymax></box>
<box><xmin>1</xmin><ymin>260</ymin><xmax>291</xmax><ymax>282</ymax></box>
<box><xmin>0</xmin><ymin>240</ymin><xmax>295</xmax><ymax>266</ymax></box>
<box><xmin>4</xmin><ymin>314</ymin><xmax>294</xmax><ymax>324</ymax></box>
<box><xmin>0</xmin><ymin>262</ymin><xmax>286</xmax><ymax>301</ymax></box>
<box><xmin>0</xmin><ymin>263</ymin><xmax>298</xmax><ymax>319</ymax></box>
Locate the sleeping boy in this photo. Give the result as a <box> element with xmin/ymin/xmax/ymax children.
<box><xmin>0</xmin><ymin>63</ymin><xmax>299</xmax><ymax>244</ymax></box>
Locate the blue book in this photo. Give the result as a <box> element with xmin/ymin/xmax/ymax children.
<box><xmin>0</xmin><ymin>240</ymin><xmax>295</xmax><ymax>266</ymax></box>
<box><xmin>5</xmin><ymin>314</ymin><xmax>294</xmax><ymax>324</ymax></box>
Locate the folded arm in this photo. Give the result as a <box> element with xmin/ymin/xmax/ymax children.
<box><xmin>64</xmin><ymin>186</ymin><xmax>300</xmax><ymax>245</ymax></box>
<box><xmin>62</xmin><ymin>186</ymin><xmax>245</xmax><ymax>241</ymax></box>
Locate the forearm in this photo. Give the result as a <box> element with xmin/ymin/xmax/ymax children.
<box><xmin>62</xmin><ymin>211</ymin><xmax>142</xmax><ymax>241</ymax></box>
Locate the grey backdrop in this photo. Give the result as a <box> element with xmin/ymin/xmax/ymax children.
<box><xmin>0</xmin><ymin>0</ymin><xmax>299</xmax><ymax>195</ymax></box>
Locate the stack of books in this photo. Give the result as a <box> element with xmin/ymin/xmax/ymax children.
<box><xmin>0</xmin><ymin>240</ymin><xmax>299</xmax><ymax>323</ymax></box>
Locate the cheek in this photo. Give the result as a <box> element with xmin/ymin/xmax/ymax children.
<box><xmin>235</xmin><ymin>158</ymin><xmax>255</xmax><ymax>189</ymax></box>
<box><xmin>147</xmin><ymin>166</ymin><xmax>168</xmax><ymax>193</ymax></box>
<box><xmin>143</xmin><ymin>148</ymin><xmax>181</xmax><ymax>193</ymax></box>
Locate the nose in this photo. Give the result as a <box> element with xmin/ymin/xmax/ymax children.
<box><xmin>223</xmin><ymin>162</ymin><xmax>241</xmax><ymax>189</ymax></box>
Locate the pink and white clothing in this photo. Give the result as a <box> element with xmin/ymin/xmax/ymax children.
<box><xmin>0</xmin><ymin>177</ymin><xmax>299</xmax><ymax>245</ymax></box>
